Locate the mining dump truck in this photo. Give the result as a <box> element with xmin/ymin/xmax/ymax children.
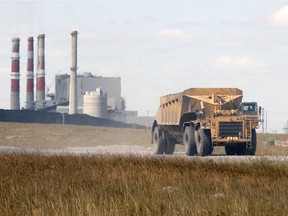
<box><xmin>151</xmin><ymin>88</ymin><xmax>261</xmax><ymax>156</ymax></box>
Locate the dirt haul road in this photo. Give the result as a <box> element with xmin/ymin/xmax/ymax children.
<box><xmin>1</xmin><ymin>122</ymin><xmax>288</xmax><ymax>162</ymax></box>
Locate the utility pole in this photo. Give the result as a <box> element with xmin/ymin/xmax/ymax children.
<box><xmin>265</xmin><ymin>111</ymin><xmax>268</xmax><ymax>134</ymax></box>
<box><xmin>284</xmin><ymin>121</ymin><xmax>288</xmax><ymax>134</ymax></box>
<box><xmin>262</xmin><ymin>107</ymin><xmax>264</xmax><ymax>133</ymax></box>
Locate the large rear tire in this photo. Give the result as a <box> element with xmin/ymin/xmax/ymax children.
<box><xmin>153</xmin><ymin>126</ymin><xmax>166</xmax><ymax>154</ymax></box>
<box><xmin>183</xmin><ymin>126</ymin><xmax>196</xmax><ymax>156</ymax></box>
<box><xmin>195</xmin><ymin>129</ymin><xmax>211</xmax><ymax>156</ymax></box>
<box><xmin>166</xmin><ymin>138</ymin><xmax>176</xmax><ymax>154</ymax></box>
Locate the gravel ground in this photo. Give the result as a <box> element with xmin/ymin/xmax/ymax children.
<box><xmin>1</xmin><ymin>122</ymin><xmax>288</xmax><ymax>162</ymax></box>
<box><xmin>1</xmin><ymin>145</ymin><xmax>288</xmax><ymax>164</ymax></box>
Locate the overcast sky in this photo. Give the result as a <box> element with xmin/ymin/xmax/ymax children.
<box><xmin>0</xmin><ymin>1</ymin><xmax>288</xmax><ymax>133</ymax></box>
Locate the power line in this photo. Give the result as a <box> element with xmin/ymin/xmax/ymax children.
<box><xmin>266</xmin><ymin>111</ymin><xmax>288</xmax><ymax>115</ymax></box>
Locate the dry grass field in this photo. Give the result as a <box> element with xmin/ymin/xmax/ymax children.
<box><xmin>1</xmin><ymin>154</ymin><xmax>288</xmax><ymax>215</ymax></box>
<box><xmin>0</xmin><ymin>122</ymin><xmax>288</xmax><ymax>215</ymax></box>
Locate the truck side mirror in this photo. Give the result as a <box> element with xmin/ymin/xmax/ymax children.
<box><xmin>259</xmin><ymin>106</ymin><xmax>262</xmax><ymax>114</ymax></box>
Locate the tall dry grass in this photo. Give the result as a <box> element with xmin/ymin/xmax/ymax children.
<box><xmin>0</xmin><ymin>154</ymin><xmax>288</xmax><ymax>215</ymax></box>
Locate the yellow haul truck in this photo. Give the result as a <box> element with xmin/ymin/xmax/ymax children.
<box><xmin>151</xmin><ymin>88</ymin><xmax>261</xmax><ymax>156</ymax></box>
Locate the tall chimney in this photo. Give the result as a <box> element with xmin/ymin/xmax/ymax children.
<box><xmin>36</xmin><ymin>34</ymin><xmax>45</xmax><ymax>102</ymax></box>
<box><xmin>26</xmin><ymin>37</ymin><xmax>34</xmax><ymax>109</ymax></box>
<box><xmin>10</xmin><ymin>38</ymin><xmax>20</xmax><ymax>110</ymax></box>
<box><xmin>69</xmin><ymin>31</ymin><xmax>78</xmax><ymax>114</ymax></box>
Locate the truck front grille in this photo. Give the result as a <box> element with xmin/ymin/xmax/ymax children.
<box><xmin>219</xmin><ymin>122</ymin><xmax>243</xmax><ymax>137</ymax></box>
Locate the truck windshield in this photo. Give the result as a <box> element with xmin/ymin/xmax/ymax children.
<box><xmin>242</xmin><ymin>103</ymin><xmax>257</xmax><ymax>115</ymax></box>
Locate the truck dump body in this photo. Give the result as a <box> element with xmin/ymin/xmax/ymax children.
<box><xmin>156</xmin><ymin>88</ymin><xmax>243</xmax><ymax>126</ymax></box>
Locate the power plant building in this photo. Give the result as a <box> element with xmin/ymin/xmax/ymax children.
<box><xmin>55</xmin><ymin>73</ymin><xmax>123</xmax><ymax>114</ymax></box>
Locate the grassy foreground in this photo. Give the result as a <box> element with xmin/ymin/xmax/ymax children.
<box><xmin>0</xmin><ymin>154</ymin><xmax>288</xmax><ymax>215</ymax></box>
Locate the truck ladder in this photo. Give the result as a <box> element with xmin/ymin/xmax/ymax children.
<box><xmin>245</xmin><ymin>120</ymin><xmax>252</xmax><ymax>148</ymax></box>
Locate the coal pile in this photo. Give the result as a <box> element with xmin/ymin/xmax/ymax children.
<box><xmin>0</xmin><ymin>109</ymin><xmax>145</xmax><ymax>129</ymax></box>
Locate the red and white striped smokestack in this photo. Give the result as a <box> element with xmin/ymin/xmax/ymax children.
<box><xmin>36</xmin><ymin>34</ymin><xmax>45</xmax><ymax>102</ymax></box>
<box><xmin>10</xmin><ymin>38</ymin><xmax>20</xmax><ymax>110</ymax></box>
<box><xmin>26</xmin><ymin>37</ymin><xmax>34</xmax><ymax>109</ymax></box>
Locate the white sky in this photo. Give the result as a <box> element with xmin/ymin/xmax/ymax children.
<box><xmin>0</xmin><ymin>0</ymin><xmax>288</xmax><ymax>133</ymax></box>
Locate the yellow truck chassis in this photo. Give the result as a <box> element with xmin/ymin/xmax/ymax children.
<box><xmin>152</xmin><ymin>88</ymin><xmax>260</xmax><ymax>156</ymax></box>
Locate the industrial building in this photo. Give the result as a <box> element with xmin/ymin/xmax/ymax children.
<box><xmin>55</xmin><ymin>73</ymin><xmax>122</xmax><ymax>113</ymax></box>
<box><xmin>54</xmin><ymin>72</ymin><xmax>154</xmax><ymax>126</ymax></box>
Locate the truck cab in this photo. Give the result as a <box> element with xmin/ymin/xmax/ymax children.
<box><xmin>240</xmin><ymin>102</ymin><xmax>258</xmax><ymax>115</ymax></box>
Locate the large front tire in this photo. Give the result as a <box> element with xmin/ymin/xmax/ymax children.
<box><xmin>183</xmin><ymin>126</ymin><xmax>196</xmax><ymax>156</ymax></box>
<box><xmin>209</xmin><ymin>145</ymin><xmax>214</xmax><ymax>155</ymax></box>
<box><xmin>153</xmin><ymin>126</ymin><xmax>166</xmax><ymax>154</ymax></box>
<box><xmin>225</xmin><ymin>146</ymin><xmax>237</xmax><ymax>155</ymax></box>
<box><xmin>194</xmin><ymin>129</ymin><xmax>211</xmax><ymax>156</ymax></box>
